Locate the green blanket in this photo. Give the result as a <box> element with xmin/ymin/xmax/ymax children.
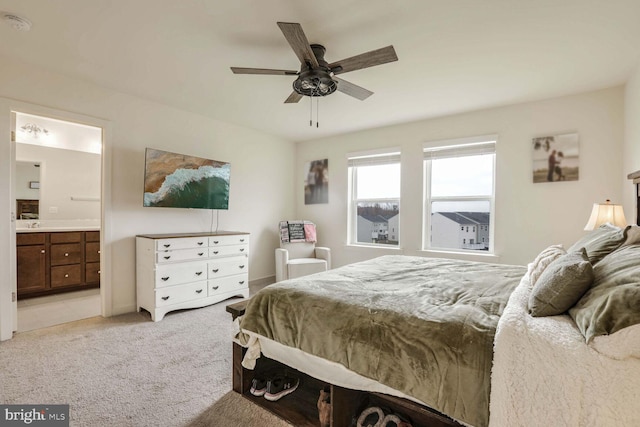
<box><xmin>240</xmin><ymin>255</ymin><xmax>525</xmax><ymax>427</ymax></box>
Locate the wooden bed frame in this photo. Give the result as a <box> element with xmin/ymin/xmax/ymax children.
<box><xmin>628</xmin><ymin>170</ymin><xmax>640</xmax><ymax>226</ymax></box>
<box><xmin>227</xmin><ymin>301</ymin><xmax>461</xmax><ymax>427</ymax></box>
<box><xmin>228</xmin><ymin>171</ymin><xmax>640</xmax><ymax>426</ymax></box>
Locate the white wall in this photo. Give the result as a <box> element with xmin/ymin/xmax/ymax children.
<box><xmin>296</xmin><ymin>87</ymin><xmax>624</xmax><ymax>267</ymax></box>
<box><xmin>0</xmin><ymin>56</ymin><xmax>296</xmax><ymax>316</ymax></box>
<box><xmin>16</xmin><ymin>144</ymin><xmax>101</xmax><ymax>220</ymax></box>
<box><xmin>624</xmin><ymin>64</ymin><xmax>640</xmax><ymax>223</ymax></box>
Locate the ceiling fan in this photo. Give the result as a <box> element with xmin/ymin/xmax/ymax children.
<box><xmin>231</xmin><ymin>22</ymin><xmax>398</xmax><ymax>104</ymax></box>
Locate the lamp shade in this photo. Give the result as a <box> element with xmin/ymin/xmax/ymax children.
<box><xmin>584</xmin><ymin>200</ymin><xmax>627</xmax><ymax>230</ymax></box>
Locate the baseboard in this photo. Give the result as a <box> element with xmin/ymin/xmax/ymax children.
<box><xmin>111</xmin><ymin>304</ymin><xmax>137</xmax><ymax>317</ymax></box>
<box><xmin>250</xmin><ymin>276</ymin><xmax>275</xmax><ymax>287</ymax></box>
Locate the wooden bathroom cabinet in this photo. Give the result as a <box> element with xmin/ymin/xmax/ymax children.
<box><xmin>17</xmin><ymin>230</ymin><xmax>100</xmax><ymax>299</ymax></box>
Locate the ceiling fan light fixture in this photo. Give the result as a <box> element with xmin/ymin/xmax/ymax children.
<box><xmin>293</xmin><ymin>69</ymin><xmax>337</xmax><ymax>97</ymax></box>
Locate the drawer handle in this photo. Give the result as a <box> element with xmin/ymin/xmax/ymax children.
<box><xmin>98</xmin><ymin>250</ymin><xmax>101</xmax><ymax>254</ymax></box>
<box><xmin>163</xmin><ymin>244</ymin><xmax>171</xmax><ymax>248</ymax></box>
<box><xmin>212</xmin><ymin>286</ymin><xmax>219</xmax><ymax>290</ymax></box>
<box><xmin>239</xmin><ymin>265</ymin><xmax>245</xmax><ymax>269</ymax></box>
<box><xmin>198</xmin><ymin>252</ymin><xmax>204</xmax><ymax>256</ymax></box>
<box><xmin>161</xmin><ymin>277</ymin><xmax>170</xmax><ymax>281</ymax></box>
<box><xmin>41</xmin><ymin>250</ymin><xmax>45</xmax><ymax>254</ymax></box>
<box><xmin>195</xmin><ymin>271</ymin><xmax>203</xmax><ymax>276</ymax></box>
<box><xmin>164</xmin><ymin>256</ymin><xmax>171</xmax><ymax>260</ymax></box>
<box><xmin>239</xmin><ymin>281</ymin><xmax>245</xmax><ymax>285</ymax></box>
<box><xmin>161</xmin><ymin>296</ymin><xmax>170</xmax><ymax>301</ymax></box>
<box><xmin>197</xmin><ymin>241</ymin><xmax>204</xmax><ymax>246</ymax></box>
<box><xmin>65</xmin><ymin>274</ymin><xmax>69</xmax><ymax>278</ymax></box>
<box><xmin>65</xmin><ymin>253</ymin><xmax>69</xmax><ymax>257</ymax></box>
<box><xmin>240</xmin><ymin>239</ymin><xmax>245</xmax><ymax>242</ymax></box>
<box><xmin>213</xmin><ymin>240</ymin><xmax>219</xmax><ymax>244</ymax></box>
<box><xmin>213</xmin><ymin>251</ymin><xmax>219</xmax><ymax>255</ymax></box>
<box><xmin>239</xmin><ymin>248</ymin><xmax>245</xmax><ymax>252</ymax></box>
<box><xmin>196</xmin><ymin>289</ymin><xmax>203</xmax><ymax>294</ymax></box>
<box><xmin>212</xmin><ymin>269</ymin><xmax>219</xmax><ymax>273</ymax></box>
<box><xmin>98</xmin><ymin>270</ymin><xmax>101</xmax><ymax>274</ymax></box>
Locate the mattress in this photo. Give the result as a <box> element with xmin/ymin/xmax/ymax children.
<box><xmin>240</xmin><ymin>255</ymin><xmax>525</xmax><ymax>427</ymax></box>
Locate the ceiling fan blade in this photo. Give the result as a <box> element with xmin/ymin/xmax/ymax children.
<box><xmin>277</xmin><ymin>22</ymin><xmax>319</xmax><ymax>68</ymax></box>
<box><xmin>333</xmin><ymin>76</ymin><xmax>373</xmax><ymax>101</ymax></box>
<box><xmin>231</xmin><ymin>67</ymin><xmax>298</xmax><ymax>76</ymax></box>
<box><xmin>284</xmin><ymin>91</ymin><xmax>304</xmax><ymax>104</ymax></box>
<box><xmin>329</xmin><ymin>45</ymin><xmax>398</xmax><ymax>75</ymax></box>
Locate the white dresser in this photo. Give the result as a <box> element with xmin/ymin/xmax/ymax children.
<box><xmin>136</xmin><ymin>231</ymin><xmax>250</xmax><ymax>321</ymax></box>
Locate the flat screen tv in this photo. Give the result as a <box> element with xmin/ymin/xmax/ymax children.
<box><xmin>143</xmin><ymin>148</ymin><xmax>230</xmax><ymax>210</ymax></box>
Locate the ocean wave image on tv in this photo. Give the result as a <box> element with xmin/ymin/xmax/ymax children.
<box><xmin>143</xmin><ymin>148</ymin><xmax>230</xmax><ymax>210</ymax></box>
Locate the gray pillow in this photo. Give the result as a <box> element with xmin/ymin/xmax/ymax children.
<box><xmin>529</xmin><ymin>248</ymin><xmax>594</xmax><ymax>317</ymax></box>
<box><xmin>569</xmin><ymin>244</ymin><xmax>640</xmax><ymax>343</ymax></box>
<box><xmin>567</xmin><ymin>223</ymin><xmax>629</xmax><ymax>264</ymax></box>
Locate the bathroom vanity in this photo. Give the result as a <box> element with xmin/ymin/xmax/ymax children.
<box><xmin>17</xmin><ymin>228</ymin><xmax>100</xmax><ymax>299</ymax></box>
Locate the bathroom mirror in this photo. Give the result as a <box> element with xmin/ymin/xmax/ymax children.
<box><xmin>14</xmin><ymin>112</ymin><xmax>102</xmax><ymax>223</ymax></box>
<box><xmin>15</xmin><ymin>161</ymin><xmax>41</xmax><ymax>219</ymax></box>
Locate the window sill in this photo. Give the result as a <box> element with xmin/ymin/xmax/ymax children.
<box><xmin>346</xmin><ymin>243</ymin><xmax>402</xmax><ymax>251</ymax></box>
<box><xmin>419</xmin><ymin>249</ymin><xmax>500</xmax><ymax>262</ymax></box>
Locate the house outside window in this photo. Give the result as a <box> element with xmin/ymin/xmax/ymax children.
<box><xmin>348</xmin><ymin>150</ymin><xmax>401</xmax><ymax>246</ymax></box>
<box><xmin>423</xmin><ymin>136</ymin><xmax>496</xmax><ymax>253</ymax></box>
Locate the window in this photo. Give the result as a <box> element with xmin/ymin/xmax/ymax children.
<box><xmin>348</xmin><ymin>150</ymin><xmax>401</xmax><ymax>246</ymax></box>
<box><xmin>423</xmin><ymin>137</ymin><xmax>496</xmax><ymax>253</ymax></box>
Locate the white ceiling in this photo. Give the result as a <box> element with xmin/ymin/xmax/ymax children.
<box><xmin>1</xmin><ymin>0</ymin><xmax>639</xmax><ymax>142</ymax></box>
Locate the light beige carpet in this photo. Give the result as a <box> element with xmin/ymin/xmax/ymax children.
<box><xmin>0</xmin><ymin>298</ymin><xmax>291</xmax><ymax>426</ymax></box>
<box><xmin>187</xmin><ymin>391</ymin><xmax>292</xmax><ymax>427</ymax></box>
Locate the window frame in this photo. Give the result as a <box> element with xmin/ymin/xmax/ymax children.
<box><xmin>347</xmin><ymin>149</ymin><xmax>401</xmax><ymax>248</ymax></box>
<box><xmin>422</xmin><ymin>136</ymin><xmax>497</xmax><ymax>254</ymax></box>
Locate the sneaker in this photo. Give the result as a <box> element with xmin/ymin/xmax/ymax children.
<box><xmin>263</xmin><ymin>375</ymin><xmax>299</xmax><ymax>401</ymax></box>
<box><xmin>249</xmin><ymin>377</ymin><xmax>268</xmax><ymax>397</ymax></box>
<box><xmin>356</xmin><ymin>406</ymin><xmax>384</xmax><ymax>427</ymax></box>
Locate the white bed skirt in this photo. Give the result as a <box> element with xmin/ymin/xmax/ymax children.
<box><xmin>241</xmin><ymin>330</ymin><xmax>428</xmax><ymax>405</ymax></box>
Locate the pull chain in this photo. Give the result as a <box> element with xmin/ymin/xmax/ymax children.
<box><xmin>309</xmin><ymin>95</ymin><xmax>313</xmax><ymax>127</ymax></box>
<box><xmin>316</xmin><ymin>97</ymin><xmax>319</xmax><ymax>128</ymax></box>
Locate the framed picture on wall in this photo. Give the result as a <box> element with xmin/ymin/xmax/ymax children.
<box><xmin>532</xmin><ymin>133</ymin><xmax>579</xmax><ymax>183</ymax></box>
<box><xmin>304</xmin><ymin>159</ymin><xmax>328</xmax><ymax>204</ymax></box>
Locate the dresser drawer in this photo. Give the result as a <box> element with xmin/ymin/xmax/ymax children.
<box><xmin>209</xmin><ymin>274</ymin><xmax>248</xmax><ymax>295</ymax></box>
<box><xmin>209</xmin><ymin>235</ymin><xmax>249</xmax><ymax>247</ymax></box>
<box><xmin>155</xmin><ymin>281</ymin><xmax>207</xmax><ymax>307</ymax></box>
<box><xmin>51</xmin><ymin>243</ymin><xmax>82</xmax><ymax>266</ymax></box>
<box><xmin>86</xmin><ymin>231</ymin><xmax>100</xmax><ymax>242</ymax></box>
<box><xmin>208</xmin><ymin>256</ymin><xmax>248</xmax><ymax>278</ymax></box>
<box><xmin>86</xmin><ymin>262</ymin><xmax>100</xmax><ymax>284</ymax></box>
<box><xmin>17</xmin><ymin>233</ymin><xmax>46</xmax><ymax>246</ymax></box>
<box><xmin>86</xmin><ymin>242</ymin><xmax>101</xmax><ymax>263</ymax></box>
<box><xmin>208</xmin><ymin>244</ymin><xmax>248</xmax><ymax>258</ymax></box>
<box><xmin>50</xmin><ymin>232</ymin><xmax>82</xmax><ymax>244</ymax></box>
<box><xmin>156</xmin><ymin>248</ymin><xmax>209</xmax><ymax>263</ymax></box>
<box><xmin>155</xmin><ymin>237</ymin><xmax>208</xmax><ymax>251</ymax></box>
<box><xmin>51</xmin><ymin>264</ymin><xmax>82</xmax><ymax>288</ymax></box>
<box><xmin>155</xmin><ymin>261</ymin><xmax>208</xmax><ymax>288</ymax></box>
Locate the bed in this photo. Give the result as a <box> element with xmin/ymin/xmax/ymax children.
<box><xmin>235</xmin><ymin>189</ymin><xmax>640</xmax><ymax>426</ymax></box>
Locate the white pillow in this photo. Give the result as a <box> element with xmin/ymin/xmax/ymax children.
<box><xmin>590</xmin><ymin>324</ymin><xmax>640</xmax><ymax>360</ymax></box>
<box><xmin>528</xmin><ymin>244</ymin><xmax>566</xmax><ymax>287</ymax></box>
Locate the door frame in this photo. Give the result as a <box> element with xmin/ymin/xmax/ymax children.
<box><xmin>0</xmin><ymin>98</ymin><xmax>112</xmax><ymax>340</ymax></box>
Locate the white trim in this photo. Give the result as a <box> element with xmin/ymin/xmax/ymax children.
<box><xmin>347</xmin><ymin>155</ymin><xmax>401</xmax><ymax>247</ymax></box>
<box><xmin>422</xmin><ymin>137</ymin><xmax>497</xmax><ymax>255</ymax></box>
<box><xmin>0</xmin><ymin>98</ymin><xmax>113</xmax><ymax>341</ymax></box>
<box><xmin>422</xmin><ymin>134</ymin><xmax>498</xmax><ymax>150</ymax></box>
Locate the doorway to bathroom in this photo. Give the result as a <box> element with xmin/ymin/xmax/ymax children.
<box><xmin>13</xmin><ymin>111</ymin><xmax>103</xmax><ymax>332</ymax></box>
